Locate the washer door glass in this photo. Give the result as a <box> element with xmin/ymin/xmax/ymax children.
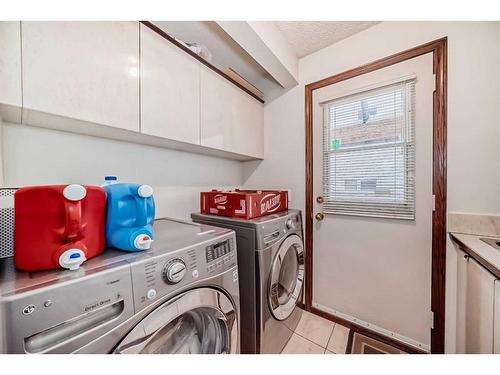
<box><xmin>268</xmin><ymin>234</ymin><xmax>304</xmax><ymax>320</ymax></box>
<box><xmin>137</xmin><ymin>307</ymin><xmax>227</xmax><ymax>354</ymax></box>
<box><xmin>115</xmin><ymin>288</ymin><xmax>238</xmax><ymax>354</ymax></box>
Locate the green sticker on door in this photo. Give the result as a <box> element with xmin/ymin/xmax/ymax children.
<box><xmin>330</xmin><ymin>139</ymin><xmax>342</xmax><ymax>150</ymax></box>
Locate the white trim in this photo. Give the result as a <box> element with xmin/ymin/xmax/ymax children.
<box><xmin>319</xmin><ymin>73</ymin><xmax>417</xmax><ymax>106</ymax></box>
<box><xmin>312</xmin><ymin>301</ymin><xmax>430</xmax><ymax>352</ymax></box>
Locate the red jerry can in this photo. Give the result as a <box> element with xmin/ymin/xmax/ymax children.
<box><xmin>14</xmin><ymin>184</ymin><xmax>106</xmax><ymax>271</ymax></box>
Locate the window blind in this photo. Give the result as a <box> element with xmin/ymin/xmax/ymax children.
<box><xmin>322</xmin><ymin>79</ymin><xmax>416</xmax><ymax>220</ymax></box>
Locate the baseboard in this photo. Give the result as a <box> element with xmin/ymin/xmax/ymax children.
<box><xmin>309</xmin><ymin>305</ymin><xmax>429</xmax><ymax>354</ymax></box>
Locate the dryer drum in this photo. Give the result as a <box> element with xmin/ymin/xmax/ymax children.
<box><xmin>268</xmin><ymin>234</ymin><xmax>305</xmax><ymax>321</ymax></box>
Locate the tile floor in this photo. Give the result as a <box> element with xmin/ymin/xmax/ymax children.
<box><xmin>281</xmin><ymin>309</ymin><xmax>351</xmax><ymax>354</ymax></box>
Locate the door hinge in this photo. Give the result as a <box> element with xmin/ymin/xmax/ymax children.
<box><xmin>430</xmin><ymin>311</ymin><xmax>435</xmax><ymax>329</ymax></box>
<box><xmin>432</xmin><ymin>195</ymin><xmax>436</xmax><ymax>212</ymax></box>
<box><xmin>433</xmin><ymin>73</ymin><xmax>437</xmax><ymax>92</ymax></box>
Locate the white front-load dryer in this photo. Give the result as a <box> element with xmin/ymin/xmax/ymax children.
<box><xmin>256</xmin><ymin>214</ymin><xmax>304</xmax><ymax>354</ymax></box>
<box><xmin>192</xmin><ymin>209</ymin><xmax>304</xmax><ymax>353</ymax></box>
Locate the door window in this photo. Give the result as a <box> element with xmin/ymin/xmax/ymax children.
<box><xmin>322</xmin><ymin>79</ymin><xmax>416</xmax><ymax>219</ymax></box>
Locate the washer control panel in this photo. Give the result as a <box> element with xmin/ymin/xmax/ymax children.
<box><xmin>205</xmin><ymin>238</ymin><xmax>236</xmax><ymax>274</ymax></box>
<box><xmin>130</xmin><ymin>232</ymin><xmax>237</xmax><ymax>311</ymax></box>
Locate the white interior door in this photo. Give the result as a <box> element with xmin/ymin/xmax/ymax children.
<box><xmin>312</xmin><ymin>53</ymin><xmax>434</xmax><ymax>351</ymax></box>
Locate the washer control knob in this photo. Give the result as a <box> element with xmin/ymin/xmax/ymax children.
<box><xmin>162</xmin><ymin>259</ymin><xmax>186</xmax><ymax>284</ymax></box>
<box><xmin>286</xmin><ymin>219</ymin><xmax>295</xmax><ymax>230</ymax></box>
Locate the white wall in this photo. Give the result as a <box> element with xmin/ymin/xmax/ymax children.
<box><xmin>0</xmin><ymin>118</ymin><xmax>4</xmax><ymax>184</ymax></box>
<box><xmin>243</xmin><ymin>86</ymin><xmax>305</xmax><ymax>208</ymax></box>
<box><xmin>243</xmin><ymin>21</ymin><xmax>500</xmax><ymax>352</ymax></box>
<box><xmin>1</xmin><ymin>123</ymin><xmax>243</xmax><ymax>220</ymax></box>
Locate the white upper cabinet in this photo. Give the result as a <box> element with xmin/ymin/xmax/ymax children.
<box><xmin>21</xmin><ymin>22</ymin><xmax>140</xmax><ymax>132</ymax></box>
<box><xmin>5</xmin><ymin>21</ymin><xmax>263</xmax><ymax>160</ymax></box>
<box><xmin>140</xmin><ymin>24</ymin><xmax>200</xmax><ymax>144</ymax></box>
<box><xmin>0</xmin><ymin>21</ymin><xmax>22</xmax><ymax>122</ymax></box>
<box><xmin>200</xmin><ymin>66</ymin><xmax>264</xmax><ymax>159</ymax></box>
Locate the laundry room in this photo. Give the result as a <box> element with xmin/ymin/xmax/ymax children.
<box><xmin>1</xmin><ymin>1</ymin><xmax>500</xmax><ymax>374</ymax></box>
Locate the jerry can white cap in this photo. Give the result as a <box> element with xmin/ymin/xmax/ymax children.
<box><xmin>137</xmin><ymin>185</ymin><xmax>153</xmax><ymax>198</ymax></box>
<box><xmin>134</xmin><ymin>234</ymin><xmax>153</xmax><ymax>250</ymax></box>
<box><xmin>63</xmin><ymin>184</ymin><xmax>87</xmax><ymax>201</ymax></box>
<box><xmin>59</xmin><ymin>249</ymin><xmax>86</xmax><ymax>270</ymax></box>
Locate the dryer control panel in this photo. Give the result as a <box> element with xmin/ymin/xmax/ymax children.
<box><xmin>129</xmin><ymin>232</ymin><xmax>237</xmax><ymax>313</ymax></box>
<box><xmin>257</xmin><ymin>212</ymin><xmax>302</xmax><ymax>250</ymax></box>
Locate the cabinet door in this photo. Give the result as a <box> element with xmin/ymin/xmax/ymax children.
<box><xmin>466</xmin><ymin>257</ymin><xmax>495</xmax><ymax>353</ymax></box>
<box><xmin>0</xmin><ymin>21</ymin><xmax>22</xmax><ymax>122</ymax></box>
<box><xmin>200</xmin><ymin>67</ymin><xmax>263</xmax><ymax>158</ymax></box>
<box><xmin>495</xmin><ymin>280</ymin><xmax>500</xmax><ymax>354</ymax></box>
<box><xmin>455</xmin><ymin>248</ymin><xmax>468</xmax><ymax>354</ymax></box>
<box><xmin>140</xmin><ymin>24</ymin><xmax>200</xmax><ymax>144</ymax></box>
<box><xmin>22</xmin><ymin>22</ymin><xmax>140</xmax><ymax>131</ymax></box>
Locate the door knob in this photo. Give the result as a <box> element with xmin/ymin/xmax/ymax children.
<box><xmin>315</xmin><ymin>212</ymin><xmax>324</xmax><ymax>221</ymax></box>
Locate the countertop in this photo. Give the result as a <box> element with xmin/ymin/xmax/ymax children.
<box><xmin>450</xmin><ymin>232</ymin><xmax>500</xmax><ymax>279</ymax></box>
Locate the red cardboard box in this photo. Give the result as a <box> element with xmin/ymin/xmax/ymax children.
<box><xmin>200</xmin><ymin>189</ymin><xmax>288</xmax><ymax>219</ymax></box>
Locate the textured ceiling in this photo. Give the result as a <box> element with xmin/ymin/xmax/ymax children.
<box><xmin>274</xmin><ymin>21</ymin><xmax>380</xmax><ymax>58</ymax></box>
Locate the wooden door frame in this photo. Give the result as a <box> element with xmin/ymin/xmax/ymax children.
<box><xmin>304</xmin><ymin>38</ymin><xmax>447</xmax><ymax>354</ymax></box>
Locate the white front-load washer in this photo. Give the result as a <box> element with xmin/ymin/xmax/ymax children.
<box><xmin>0</xmin><ymin>218</ymin><xmax>240</xmax><ymax>354</ymax></box>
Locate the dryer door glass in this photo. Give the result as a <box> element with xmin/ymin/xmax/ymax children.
<box><xmin>269</xmin><ymin>234</ymin><xmax>305</xmax><ymax>320</ymax></box>
<box><xmin>115</xmin><ymin>288</ymin><xmax>238</xmax><ymax>354</ymax></box>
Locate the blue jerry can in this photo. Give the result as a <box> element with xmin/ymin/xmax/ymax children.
<box><xmin>104</xmin><ymin>183</ymin><xmax>155</xmax><ymax>252</ymax></box>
